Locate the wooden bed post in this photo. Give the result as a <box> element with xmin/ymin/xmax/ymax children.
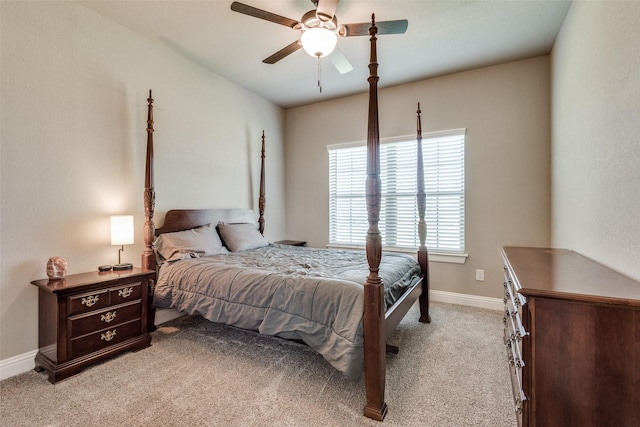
<box><xmin>416</xmin><ymin>104</ymin><xmax>431</xmax><ymax>323</ymax></box>
<box><xmin>142</xmin><ymin>90</ymin><xmax>156</xmax><ymax>332</ymax></box>
<box><xmin>259</xmin><ymin>130</ymin><xmax>266</xmax><ymax>235</ymax></box>
<box><xmin>362</xmin><ymin>15</ymin><xmax>387</xmax><ymax>422</ymax></box>
<box><xmin>142</xmin><ymin>90</ymin><xmax>156</xmax><ymax>272</ymax></box>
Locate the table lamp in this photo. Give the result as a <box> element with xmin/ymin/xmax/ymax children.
<box><xmin>111</xmin><ymin>215</ymin><xmax>134</xmax><ymax>270</ymax></box>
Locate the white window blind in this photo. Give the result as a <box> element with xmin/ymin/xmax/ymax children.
<box><xmin>328</xmin><ymin>130</ymin><xmax>465</xmax><ymax>253</ymax></box>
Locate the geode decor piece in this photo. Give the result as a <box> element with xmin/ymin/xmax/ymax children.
<box><xmin>46</xmin><ymin>256</ymin><xmax>67</xmax><ymax>280</ymax></box>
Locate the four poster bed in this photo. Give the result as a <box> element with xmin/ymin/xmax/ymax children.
<box><xmin>140</xmin><ymin>16</ymin><xmax>430</xmax><ymax>421</ymax></box>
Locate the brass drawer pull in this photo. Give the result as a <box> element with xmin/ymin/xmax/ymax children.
<box><xmin>118</xmin><ymin>287</ymin><xmax>133</xmax><ymax>298</ymax></box>
<box><xmin>100</xmin><ymin>311</ymin><xmax>116</xmax><ymax>323</ymax></box>
<box><xmin>101</xmin><ymin>330</ymin><xmax>117</xmax><ymax>341</ymax></box>
<box><xmin>81</xmin><ymin>295</ymin><xmax>99</xmax><ymax>307</ymax></box>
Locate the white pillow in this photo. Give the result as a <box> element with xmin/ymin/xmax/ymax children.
<box><xmin>153</xmin><ymin>224</ymin><xmax>228</xmax><ymax>262</ymax></box>
<box><xmin>217</xmin><ymin>223</ymin><xmax>269</xmax><ymax>252</ymax></box>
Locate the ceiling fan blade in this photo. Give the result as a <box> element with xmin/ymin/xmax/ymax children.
<box><xmin>339</xmin><ymin>19</ymin><xmax>408</xmax><ymax>37</ymax></box>
<box><xmin>377</xmin><ymin>19</ymin><xmax>409</xmax><ymax>35</ymax></box>
<box><xmin>315</xmin><ymin>0</ymin><xmax>339</xmax><ymax>22</ymax></box>
<box><xmin>230</xmin><ymin>2</ymin><xmax>299</xmax><ymax>28</ymax></box>
<box><xmin>263</xmin><ymin>40</ymin><xmax>303</xmax><ymax>64</ymax></box>
<box><xmin>329</xmin><ymin>47</ymin><xmax>353</xmax><ymax>74</ymax></box>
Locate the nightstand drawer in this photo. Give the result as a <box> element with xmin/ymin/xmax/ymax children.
<box><xmin>110</xmin><ymin>282</ymin><xmax>142</xmax><ymax>304</ymax></box>
<box><xmin>70</xmin><ymin>320</ymin><xmax>141</xmax><ymax>359</ymax></box>
<box><xmin>69</xmin><ymin>301</ymin><xmax>141</xmax><ymax>338</ymax></box>
<box><xmin>68</xmin><ymin>289</ymin><xmax>110</xmax><ymax>315</ymax></box>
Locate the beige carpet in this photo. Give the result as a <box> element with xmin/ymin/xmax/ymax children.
<box><xmin>0</xmin><ymin>302</ymin><xmax>516</xmax><ymax>426</ymax></box>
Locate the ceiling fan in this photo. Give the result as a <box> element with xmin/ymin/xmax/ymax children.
<box><xmin>230</xmin><ymin>0</ymin><xmax>408</xmax><ymax>75</ymax></box>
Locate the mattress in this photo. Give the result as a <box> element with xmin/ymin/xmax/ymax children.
<box><xmin>153</xmin><ymin>243</ymin><xmax>421</xmax><ymax>379</ymax></box>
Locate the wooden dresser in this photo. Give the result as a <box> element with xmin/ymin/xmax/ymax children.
<box><xmin>501</xmin><ymin>247</ymin><xmax>640</xmax><ymax>427</ymax></box>
<box><xmin>31</xmin><ymin>268</ymin><xmax>154</xmax><ymax>383</ymax></box>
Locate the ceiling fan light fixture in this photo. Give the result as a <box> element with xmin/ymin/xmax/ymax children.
<box><xmin>301</xmin><ymin>27</ymin><xmax>337</xmax><ymax>58</ymax></box>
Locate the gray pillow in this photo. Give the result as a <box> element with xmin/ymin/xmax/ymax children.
<box><xmin>217</xmin><ymin>223</ymin><xmax>269</xmax><ymax>252</ymax></box>
<box><xmin>153</xmin><ymin>224</ymin><xmax>228</xmax><ymax>262</ymax></box>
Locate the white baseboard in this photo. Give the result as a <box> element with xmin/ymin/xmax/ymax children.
<box><xmin>1</xmin><ymin>295</ymin><xmax>500</xmax><ymax>382</ymax></box>
<box><xmin>431</xmin><ymin>290</ymin><xmax>503</xmax><ymax>311</ymax></box>
<box><xmin>154</xmin><ymin>308</ymin><xmax>185</xmax><ymax>325</ymax></box>
<box><xmin>0</xmin><ymin>349</ymin><xmax>37</xmax><ymax>382</ymax></box>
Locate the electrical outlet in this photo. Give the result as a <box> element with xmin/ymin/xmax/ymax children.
<box><xmin>475</xmin><ymin>269</ymin><xmax>485</xmax><ymax>281</ymax></box>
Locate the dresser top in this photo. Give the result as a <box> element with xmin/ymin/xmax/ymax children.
<box><xmin>31</xmin><ymin>267</ymin><xmax>154</xmax><ymax>293</ymax></box>
<box><xmin>501</xmin><ymin>246</ymin><xmax>640</xmax><ymax>305</ymax></box>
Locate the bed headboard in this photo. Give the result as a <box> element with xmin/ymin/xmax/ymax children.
<box><xmin>155</xmin><ymin>208</ymin><xmax>257</xmax><ymax>236</ymax></box>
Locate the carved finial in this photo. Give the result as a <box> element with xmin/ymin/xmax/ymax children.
<box><xmin>146</xmin><ymin>91</ymin><xmax>154</xmax><ymax>134</ymax></box>
<box><xmin>371</xmin><ymin>13</ymin><xmax>376</xmax><ymax>26</ymax></box>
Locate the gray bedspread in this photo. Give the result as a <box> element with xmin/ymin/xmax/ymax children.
<box><xmin>153</xmin><ymin>244</ymin><xmax>421</xmax><ymax>379</ymax></box>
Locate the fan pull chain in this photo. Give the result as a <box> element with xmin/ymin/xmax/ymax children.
<box><xmin>317</xmin><ymin>55</ymin><xmax>322</xmax><ymax>93</ymax></box>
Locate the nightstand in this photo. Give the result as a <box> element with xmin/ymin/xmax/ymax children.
<box><xmin>275</xmin><ymin>240</ymin><xmax>307</xmax><ymax>247</ymax></box>
<box><xmin>31</xmin><ymin>268</ymin><xmax>154</xmax><ymax>383</ymax></box>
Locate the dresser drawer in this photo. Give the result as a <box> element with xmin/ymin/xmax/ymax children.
<box><xmin>69</xmin><ymin>301</ymin><xmax>142</xmax><ymax>338</ymax></box>
<box><xmin>503</xmin><ymin>262</ymin><xmax>528</xmax><ymax>425</ymax></box>
<box><xmin>68</xmin><ymin>282</ymin><xmax>142</xmax><ymax>316</ymax></box>
<box><xmin>70</xmin><ymin>320</ymin><xmax>142</xmax><ymax>359</ymax></box>
<box><xmin>110</xmin><ymin>282</ymin><xmax>142</xmax><ymax>305</ymax></box>
<box><xmin>505</xmin><ymin>342</ymin><xmax>525</xmax><ymax>426</ymax></box>
<box><xmin>68</xmin><ymin>289</ymin><xmax>110</xmax><ymax>315</ymax></box>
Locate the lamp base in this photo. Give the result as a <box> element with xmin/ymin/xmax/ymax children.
<box><xmin>113</xmin><ymin>263</ymin><xmax>133</xmax><ymax>271</ymax></box>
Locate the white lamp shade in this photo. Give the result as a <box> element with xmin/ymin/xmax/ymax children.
<box><xmin>111</xmin><ymin>215</ymin><xmax>134</xmax><ymax>246</ymax></box>
<box><xmin>301</xmin><ymin>28</ymin><xmax>337</xmax><ymax>58</ymax></box>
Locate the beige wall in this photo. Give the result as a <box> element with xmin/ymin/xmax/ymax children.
<box><xmin>0</xmin><ymin>2</ymin><xmax>286</xmax><ymax>361</ymax></box>
<box><xmin>551</xmin><ymin>1</ymin><xmax>640</xmax><ymax>281</ymax></box>
<box><xmin>285</xmin><ymin>56</ymin><xmax>552</xmax><ymax>300</ymax></box>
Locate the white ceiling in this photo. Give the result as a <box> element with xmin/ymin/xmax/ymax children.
<box><xmin>78</xmin><ymin>0</ymin><xmax>572</xmax><ymax>109</ymax></box>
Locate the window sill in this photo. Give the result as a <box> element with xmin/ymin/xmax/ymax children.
<box><xmin>428</xmin><ymin>252</ymin><xmax>468</xmax><ymax>264</ymax></box>
<box><xmin>326</xmin><ymin>244</ymin><xmax>468</xmax><ymax>264</ymax></box>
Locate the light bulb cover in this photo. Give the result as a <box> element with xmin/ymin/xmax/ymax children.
<box><xmin>301</xmin><ymin>28</ymin><xmax>337</xmax><ymax>58</ymax></box>
<box><xmin>111</xmin><ymin>215</ymin><xmax>134</xmax><ymax>246</ymax></box>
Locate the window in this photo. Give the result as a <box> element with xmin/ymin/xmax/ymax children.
<box><xmin>328</xmin><ymin>129</ymin><xmax>466</xmax><ymax>259</ymax></box>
